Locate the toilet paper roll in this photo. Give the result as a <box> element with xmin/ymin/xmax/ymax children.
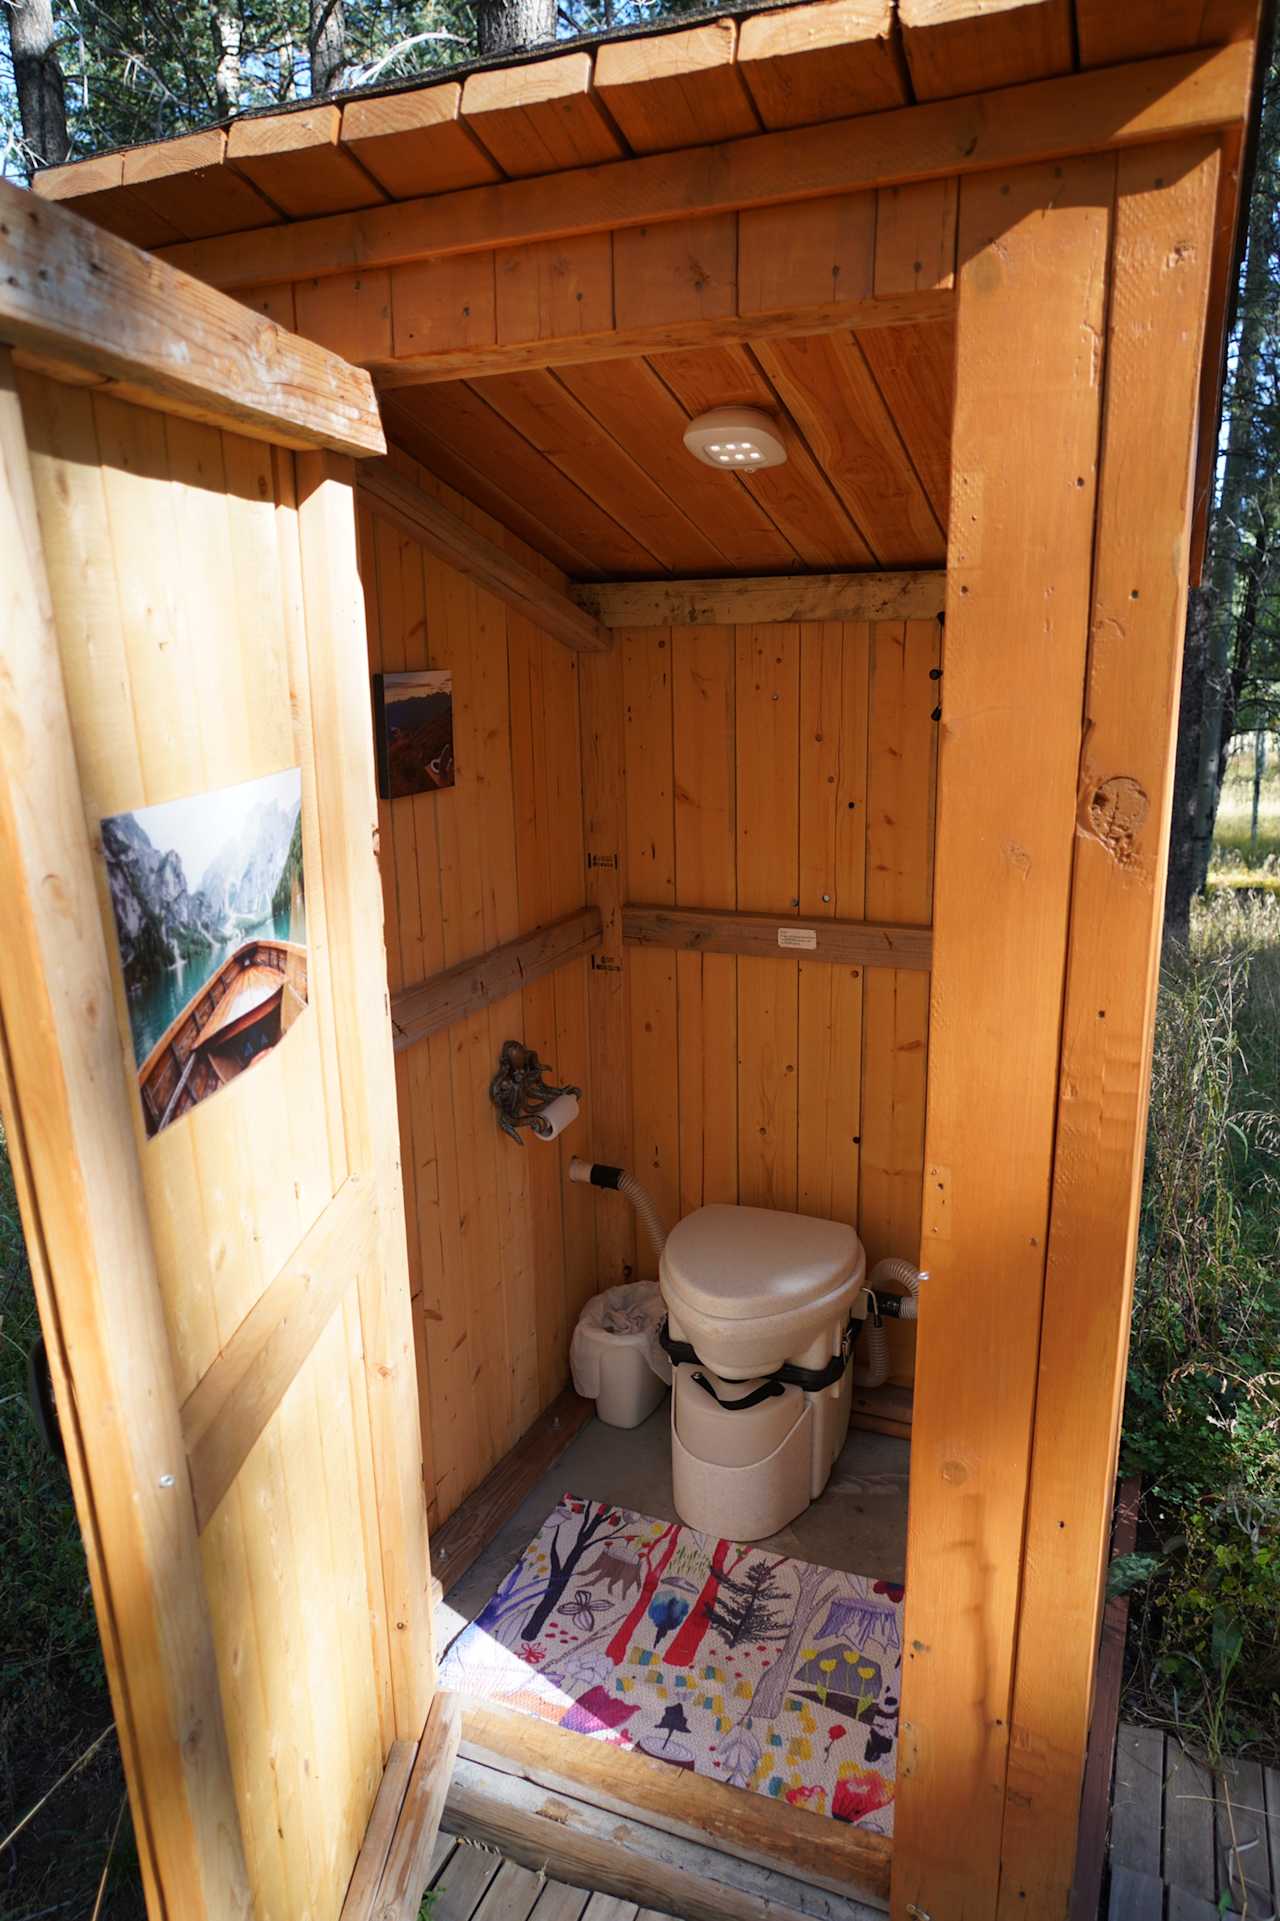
<box><xmin>531</xmin><ymin>1092</ymin><xmax>580</xmax><ymax>1140</ymax></box>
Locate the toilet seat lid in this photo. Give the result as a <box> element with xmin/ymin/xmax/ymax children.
<box><xmin>660</xmin><ymin>1204</ymin><xmax>862</xmax><ymax>1321</ymax></box>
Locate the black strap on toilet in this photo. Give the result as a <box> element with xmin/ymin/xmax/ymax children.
<box><xmin>659</xmin><ymin>1312</ymin><xmax>860</xmax><ymax>1404</ymax></box>
<box><xmin>690</xmin><ymin>1371</ymin><xmax>787</xmax><ymax>1411</ymax></box>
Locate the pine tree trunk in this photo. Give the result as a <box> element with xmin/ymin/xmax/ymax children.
<box><xmin>1189</xmin><ymin>86</ymin><xmax>1278</xmax><ymax>889</ymax></box>
<box><xmin>310</xmin><ymin>0</ymin><xmax>346</xmax><ymax>96</ymax></box>
<box><xmin>1165</xmin><ymin>585</ymin><xmax>1211</xmax><ymax>941</ymax></box>
<box><xmin>6</xmin><ymin>0</ymin><xmax>69</xmax><ymax>175</ymax></box>
<box><xmin>211</xmin><ymin>5</ymin><xmax>243</xmax><ymax>120</ymax></box>
<box><xmin>476</xmin><ymin>0</ymin><xmax>557</xmax><ymax>56</ymax></box>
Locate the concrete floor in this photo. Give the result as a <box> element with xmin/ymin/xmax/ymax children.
<box><xmin>446</xmin><ymin>1397</ymin><xmax>910</xmax><ymax>1634</ymax></box>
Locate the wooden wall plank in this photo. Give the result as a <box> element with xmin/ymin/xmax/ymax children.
<box><xmin>997</xmin><ymin>140</ymin><xmax>1221</xmax><ymax>1919</ymax></box>
<box><xmin>892</xmin><ymin>155</ymin><xmax>1114</xmax><ymax>1920</ymax></box>
<box><xmin>623</xmin><ymin>630</ymin><xmax>681</xmax><ymax>1247</ymax></box>
<box><xmin>735</xmin><ymin>623</ymin><xmax>801</xmax><ymax>1210</ymax></box>
<box><xmin>365</xmin><ymin>452</ymin><xmax>600</xmax><ymax>1526</ymax></box>
<box><xmin>859</xmin><ymin>619</ymin><xmax>939</xmax><ymax>1382</ymax></box>
<box><xmin>797</xmin><ymin>623</ymin><xmax>868</xmax><ymax>1224</ymax></box>
<box><xmin>672</xmin><ymin>626</ymin><xmax>739</xmax><ymax>1216</ymax></box>
<box><xmin>580</xmin><ymin>644</ymin><xmax>638</xmax><ymax>1282</ymax></box>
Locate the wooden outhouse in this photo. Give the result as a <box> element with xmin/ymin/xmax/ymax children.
<box><xmin>0</xmin><ymin>3</ymin><xmax>1264</xmax><ymax>1916</ymax></box>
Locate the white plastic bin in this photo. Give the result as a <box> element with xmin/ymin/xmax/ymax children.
<box><xmin>570</xmin><ymin>1282</ymin><xmax>670</xmax><ymax>1429</ymax></box>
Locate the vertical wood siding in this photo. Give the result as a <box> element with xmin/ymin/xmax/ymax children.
<box><xmin>359</xmin><ymin>449</ymin><xmax>597</xmax><ymax>1530</ymax></box>
<box><xmin>584</xmin><ymin>618</ymin><xmax>940</xmax><ymax>1380</ymax></box>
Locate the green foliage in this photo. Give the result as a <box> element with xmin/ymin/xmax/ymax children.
<box><xmin>0</xmin><ymin>1126</ymin><xmax>143</xmax><ymax>1912</ymax></box>
<box><xmin>1119</xmin><ymin>879</ymin><xmax>1280</xmax><ymax>1766</ymax></box>
<box><xmin>3</xmin><ymin>0</ymin><xmax>714</xmax><ymax>179</ymax></box>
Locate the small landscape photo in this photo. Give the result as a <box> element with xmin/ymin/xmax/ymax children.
<box><xmin>100</xmin><ymin>766</ymin><xmax>309</xmax><ymax>1139</ymax></box>
<box><xmin>374</xmin><ymin>668</ymin><xmax>456</xmax><ymax>799</ymax></box>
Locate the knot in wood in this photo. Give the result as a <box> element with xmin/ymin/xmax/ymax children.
<box><xmin>1081</xmin><ymin>774</ymin><xmax>1148</xmax><ymax>860</ymax></box>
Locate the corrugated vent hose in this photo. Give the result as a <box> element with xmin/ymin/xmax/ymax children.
<box><xmin>852</xmin><ymin>1258</ymin><xmax>926</xmax><ymax>1390</ymax></box>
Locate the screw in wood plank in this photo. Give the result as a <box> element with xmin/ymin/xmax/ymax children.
<box><xmin>158</xmin><ymin>1474</ymin><xmax>175</xmax><ymax>1488</ymax></box>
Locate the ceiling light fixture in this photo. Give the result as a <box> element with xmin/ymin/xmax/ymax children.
<box><xmin>683</xmin><ymin>407</ymin><xmax>787</xmax><ymax>472</ymax></box>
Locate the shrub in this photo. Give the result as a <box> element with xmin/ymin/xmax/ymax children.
<box><xmin>1120</xmin><ymin>890</ymin><xmax>1280</xmax><ymax>1764</ymax></box>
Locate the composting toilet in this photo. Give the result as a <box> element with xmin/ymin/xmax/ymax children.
<box><xmin>659</xmin><ymin>1204</ymin><xmax>867</xmax><ymax>1540</ymax></box>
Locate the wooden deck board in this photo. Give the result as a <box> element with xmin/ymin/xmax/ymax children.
<box><xmin>1113</xmin><ymin>1725</ymin><xmax>1165</xmax><ymax>1877</ymax></box>
<box><xmin>1107</xmin><ymin>1865</ymin><xmax>1164</xmax><ymax>1920</ymax></box>
<box><xmin>1110</xmin><ymin>1725</ymin><xmax>1280</xmax><ymax>1918</ymax></box>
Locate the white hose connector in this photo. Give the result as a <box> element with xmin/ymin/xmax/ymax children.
<box><xmin>567</xmin><ymin>1158</ymin><xmax>668</xmax><ymax>1264</ymax></box>
<box><xmin>851</xmin><ymin>1258</ymin><xmax>926</xmax><ymax>1387</ymax></box>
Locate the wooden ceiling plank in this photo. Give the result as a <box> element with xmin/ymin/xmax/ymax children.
<box><xmin>755</xmin><ymin>331</ymin><xmax>946</xmax><ymax>564</ymax></box>
<box><xmin>739</xmin><ymin>191</ymin><xmax>876</xmax><ymax>316</ymax></box>
<box><xmin>380</xmin><ymin>393</ymin><xmax>601</xmax><ymax>577</ymax></box>
<box><xmin>737</xmin><ymin>0</ymin><xmax>909</xmax><ymax>127</ymax></box>
<box><xmin>121</xmin><ymin>130</ymin><xmax>281</xmax><ymax>239</ymax></box>
<box><xmin>476</xmin><ymin>367</ymin><xmax>727</xmax><ymax>573</ymax></box>
<box><xmin>227</xmin><ymin>105</ymin><xmax>387</xmax><ymax>218</ymax></box>
<box><xmin>900</xmin><ymin>0</ymin><xmax>1076</xmax><ymax>101</ymax></box>
<box><xmin>1075</xmin><ymin>0</ymin><xmax>1257</xmax><ymax>67</ymax></box>
<box><xmin>494</xmin><ymin>232</ymin><xmax>615</xmax><ymax>348</ymax></box>
<box><xmin>649</xmin><ymin>342</ymin><xmax>876</xmax><ymax>568</ymax></box>
<box><xmin>341</xmin><ymin>85</ymin><xmax>503</xmax><ymax>197</ymax></box>
<box><xmin>595</xmin><ymin>19</ymin><xmax>761</xmax><ymax>152</ymax></box>
<box><xmin>156</xmin><ymin>46</ymin><xmax>1254</xmax><ymax>292</ymax></box>
<box><xmin>459</xmin><ymin>52</ymin><xmax>625</xmax><ymax>177</ymax></box>
<box><xmin>390</xmin><ymin>378</ymin><xmax>658</xmax><ymax>575</ymax></box>
<box><xmin>858</xmin><ymin>315</ymin><xmax>956</xmax><ymax>524</ymax></box>
<box><xmin>874</xmin><ymin>176</ymin><xmax>958</xmax><ymax>293</ymax></box>
<box><xmin>556</xmin><ymin>356</ymin><xmax>801</xmax><ymax>572</ymax></box>
<box><xmin>0</xmin><ymin>176</ymin><xmax>384</xmax><ymax>457</ymax></box>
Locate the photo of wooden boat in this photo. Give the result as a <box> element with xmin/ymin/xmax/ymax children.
<box><xmin>137</xmin><ymin>937</ymin><xmax>308</xmax><ymax>1138</ymax></box>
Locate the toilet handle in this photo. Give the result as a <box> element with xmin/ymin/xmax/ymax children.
<box><xmin>690</xmin><ymin>1371</ymin><xmax>788</xmax><ymax>1412</ymax></box>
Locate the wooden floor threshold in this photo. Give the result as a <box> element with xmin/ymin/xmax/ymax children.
<box><xmin>452</xmin><ymin>1698</ymin><xmax>890</xmax><ymax>1921</ymax></box>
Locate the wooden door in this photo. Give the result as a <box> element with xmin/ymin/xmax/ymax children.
<box><xmin>0</xmin><ymin>185</ymin><xmax>437</xmax><ymax>1921</ymax></box>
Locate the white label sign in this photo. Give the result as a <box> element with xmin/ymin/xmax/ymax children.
<box><xmin>777</xmin><ymin>926</ymin><xmax>818</xmax><ymax>951</ymax></box>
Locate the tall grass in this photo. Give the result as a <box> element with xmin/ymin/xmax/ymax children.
<box><xmin>1119</xmin><ymin>881</ymin><xmax>1280</xmax><ymax>1765</ymax></box>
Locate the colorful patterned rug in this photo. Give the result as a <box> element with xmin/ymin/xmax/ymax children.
<box><xmin>440</xmin><ymin>1493</ymin><xmax>904</xmax><ymax>1833</ymax></box>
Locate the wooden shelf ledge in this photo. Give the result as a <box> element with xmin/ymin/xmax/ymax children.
<box><xmin>391</xmin><ymin>907</ymin><xmax>603</xmax><ymax>1053</ymax></box>
<box><xmin>572</xmin><ymin>569</ymin><xmax>947</xmax><ymax>628</ymax></box>
<box><xmin>623</xmin><ymin>904</ymin><xmax>932</xmax><ymax>971</ymax></box>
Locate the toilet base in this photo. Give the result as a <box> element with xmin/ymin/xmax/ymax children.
<box><xmin>672</xmin><ymin>1393</ymin><xmax>814</xmax><ymax>1540</ymax></box>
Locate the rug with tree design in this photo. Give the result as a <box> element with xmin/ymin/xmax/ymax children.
<box><xmin>440</xmin><ymin>1493</ymin><xmax>903</xmax><ymax>1832</ymax></box>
